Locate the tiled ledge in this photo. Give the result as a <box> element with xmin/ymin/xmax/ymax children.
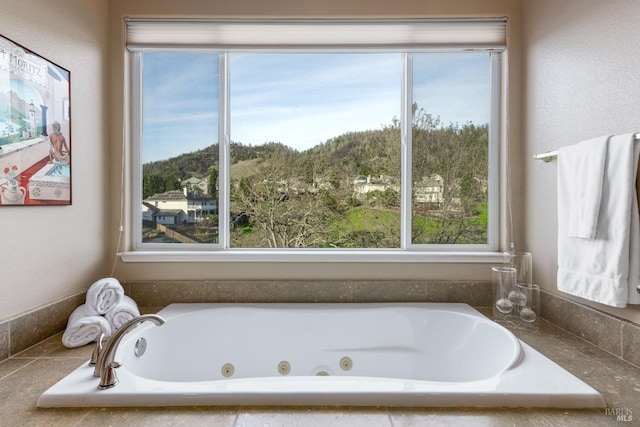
<box><xmin>2</xmin><ymin>280</ymin><xmax>640</xmax><ymax>370</ymax></box>
<box><xmin>541</xmin><ymin>289</ymin><xmax>640</xmax><ymax>368</ymax></box>
<box><xmin>125</xmin><ymin>280</ymin><xmax>493</xmax><ymax>306</ymax></box>
<box><xmin>0</xmin><ymin>292</ymin><xmax>86</xmax><ymax>361</ymax></box>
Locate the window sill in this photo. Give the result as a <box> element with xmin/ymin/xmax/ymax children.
<box><xmin>119</xmin><ymin>250</ymin><xmax>506</xmax><ymax>263</ymax></box>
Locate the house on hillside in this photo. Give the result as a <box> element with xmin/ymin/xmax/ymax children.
<box><xmin>350</xmin><ymin>174</ymin><xmax>398</xmax><ymax>198</ymax></box>
<box><xmin>285</xmin><ymin>175</ymin><xmax>333</xmax><ymax>195</ymax></box>
<box><xmin>142</xmin><ymin>203</ymin><xmax>184</xmax><ymax>225</ymax></box>
<box><xmin>143</xmin><ymin>188</ymin><xmax>217</xmax><ymax>225</ymax></box>
<box><xmin>414</xmin><ymin>174</ymin><xmax>444</xmax><ymax>205</ymax></box>
<box><xmin>181</xmin><ymin>176</ymin><xmax>209</xmax><ymax>195</ymax></box>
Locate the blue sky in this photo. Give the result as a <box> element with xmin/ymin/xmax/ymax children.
<box><xmin>142</xmin><ymin>52</ymin><xmax>218</xmax><ymax>163</ymax></box>
<box><xmin>229</xmin><ymin>53</ymin><xmax>401</xmax><ymax>152</ymax></box>
<box><xmin>142</xmin><ymin>52</ymin><xmax>489</xmax><ymax>163</ymax></box>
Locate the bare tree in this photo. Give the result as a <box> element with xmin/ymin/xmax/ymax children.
<box><xmin>411</xmin><ymin>106</ymin><xmax>488</xmax><ymax>244</ymax></box>
<box><xmin>231</xmin><ymin>150</ymin><xmax>332</xmax><ymax>248</ymax></box>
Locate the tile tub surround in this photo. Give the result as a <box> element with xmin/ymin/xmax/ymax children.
<box><xmin>2</xmin><ymin>317</ymin><xmax>639</xmax><ymax>425</ymax></box>
<box><xmin>125</xmin><ymin>280</ymin><xmax>493</xmax><ymax>306</ymax></box>
<box><xmin>0</xmin><ymin>292</ymin><xmax>86</xmax><ymax>360</ymax></box>
<box><xmin>541</xmin><ymin>289</ymin><xmax>640</xmax><ymax>367</ymax></box>
<box><xmin>2</xmin><ymin>279</ymin><xmax>640</xmax><ymax>372</ymax></box>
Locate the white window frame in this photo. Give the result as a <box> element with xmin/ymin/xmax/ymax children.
<box><xmin>121</xmin><ymin>18</ymin><xmax>507</xmax><ymax>263</ymax></box>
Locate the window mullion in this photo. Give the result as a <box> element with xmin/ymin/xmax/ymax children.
<box><xmin>131</xmin><ymin>52</ymin><xmax>144</xmax><ymax>250</ymax></box>
<box><xmin>488</xmin><ymin>51</ymin><xmax>502</xmax><ymax>251</ymax></box>
<box><xmin>400</xmin><ymin>52</ymin><xmax>413</xmax><ymax>249</ymax></box>
<box><xmin>219</xmin><ymin>52</ymin><xmax>231</xmax><ymax>249</ymax></box>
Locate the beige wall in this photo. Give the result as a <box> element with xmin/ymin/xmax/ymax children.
<box><xmin>4</xmin><ymin>0</ymin><xmax>638</xmax><ymax>327</ymax></box>
<box><xmin>108</xmin><ymin>0</ymin><xmax>524</xmax><ymax>282</ymax></box>
<box><xmin>523</xmin><ymin>0</ymin><xmax>640</xmax><ymax>322</ymax></box>
<box><xmin>0</xmin><ymin>0</ymin><xmax>110</xmax><ymax>323</ymax></box>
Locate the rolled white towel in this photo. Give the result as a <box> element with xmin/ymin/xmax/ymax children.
<box><xmin>105</xmin><ymin>295</ymin><xmax>141</xmax><ymax>331</ymax></box>
<box><xmin>86</xmin><ymin>277</ymin><xmax>124</xmax><ymax>315</ymax></box>
<box><xmin>62</xmin><ymin>304</ymin><xmax>112</xmax><ymax>348</ymax></box>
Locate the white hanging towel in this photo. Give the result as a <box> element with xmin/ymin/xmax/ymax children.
<box><xmin>561</xmin><ymin>136</ymin><xmax>609</xmax><ymax>239</ymax></box>
<box><xmin>627</xmin><ymin>139</ymin><xmax>640</xmax><ymax>305</ymax></box>
<box><xmin>557</xmin><ymin>133</ymin><xmax>640</xmax><ymax>307</ymax></box>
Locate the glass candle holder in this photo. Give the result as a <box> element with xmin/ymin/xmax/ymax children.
<box><xmin>492</xmin><ymin>266</ymin><xmax>516</xmax><ymax>327</ymax></box>
<box><xmin>515</xmin><ymin>283</ymin><xmax>540</xmax><ymax>332</ymax></box>
<box><xmin>504</xmin><ymin>251</ymin><xmax>532</xmax><ymax>284</ymax></box>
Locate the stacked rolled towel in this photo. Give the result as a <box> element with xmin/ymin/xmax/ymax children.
<box><xmin>86</xmin><ymin>277</ymin><xmax>124</xmax><ymax>315</ymax></box>
<box><xmin>62</xmin><ymin>278</ymin><xmax>141</xmax><ymax>348</ymax></box>
<box><xmin>62</xmin><ymin>304</ymin><xmax>112</xmax><ymax>348</ymax></box>
<box><xmin>105</xmin><ymin>295</ymin><xmax>141</xmax><ymax>330</ymax></box>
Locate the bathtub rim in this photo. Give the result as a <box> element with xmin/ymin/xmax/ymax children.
<box><xmin>37</xmin><ymin>302</ymin><xmax>607</xmax><ymax>409</ymax></box>
<box><xmin>121</xmin><ymin>302</ymin><xmax>525</xmax><ymax>384</ymax></box>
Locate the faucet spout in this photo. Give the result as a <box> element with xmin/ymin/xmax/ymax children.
<box><xmin>94</xmin><ymin>314</ymin><xmax>165</xmax><ymax>388</ymax></box>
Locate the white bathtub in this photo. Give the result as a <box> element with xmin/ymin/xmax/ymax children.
<box><xmin>38</xmin><ymin>303</ymin><xmax>605</xmax><ymax>408</ymax></box>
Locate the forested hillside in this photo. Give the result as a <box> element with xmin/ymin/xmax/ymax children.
<box><xmin>142</xmin><ymin>106</ymin><xmax>489</xmax><ymax>247</ymax></box>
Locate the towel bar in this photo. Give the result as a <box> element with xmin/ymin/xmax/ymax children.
<box><xmin>534</xmin><ymin>133</ymin><xmax>640</xmax><ymax>162</ymax></box>
<box><xmin>534</xmin><ymin>151</ymin><xmax>558</xmax><ymax>162</ymax></box>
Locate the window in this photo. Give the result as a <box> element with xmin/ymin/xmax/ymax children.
<box><xmin>126</xmin><ymin>19</ymin><xmax>506</xmax><ymax>261</ymax></box>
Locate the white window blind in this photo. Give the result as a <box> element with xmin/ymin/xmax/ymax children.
<box><xmin>125</xmin><ymin>18</ymin><xmax>507</xmax><ymax>51</ymax></box>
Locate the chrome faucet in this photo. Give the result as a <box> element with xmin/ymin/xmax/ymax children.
<box><xmin>93</xmin><ymin>314</ymin><xmax>165</xmax><ymax>389</ymax></box>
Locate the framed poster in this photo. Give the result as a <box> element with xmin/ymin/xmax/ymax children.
<box><xmin>0</xmin><ymin>34</ymin><xmax>71</xmax><ymax>205</ymax></box>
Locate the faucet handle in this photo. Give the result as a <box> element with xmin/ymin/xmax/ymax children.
<box><xmin>98</xmin><ymin>361</ymin><xmax>121</xmax><ymax>390</ymax></box>
<box><xmin>89</xmin><ymin>333</ymin><xmax>106</xmax><ymax>368</ymax></box>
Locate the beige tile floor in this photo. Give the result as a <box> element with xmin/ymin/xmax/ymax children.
<box><xmin>0</xmin><ymin>315</ymin><xmax>638</xmax><ymax>426</ymax></box>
